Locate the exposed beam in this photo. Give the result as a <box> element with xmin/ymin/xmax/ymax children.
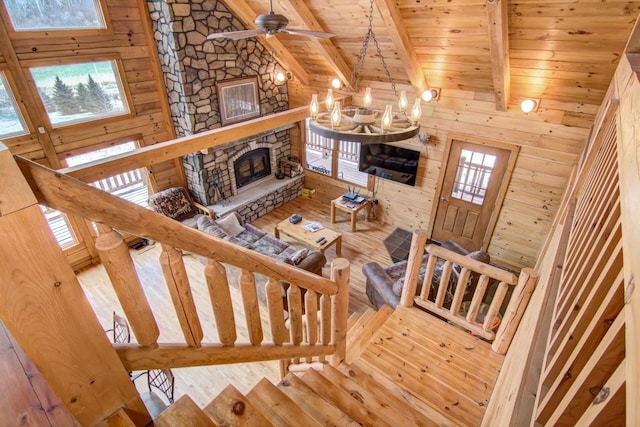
<box><xmin>487</xmin><ymin>0</ymin><xmax>511</xmax><ymax>111</ymax></box>
<box><xmin>374</xmin><ymin>0</ymin><xmax>429</xmax><ymax>96</ymax></box>
<box><xmin>279</xmin><ymin>0</ymin><xmax>352</xmax><ymax>87</ymax></box>
<box><xmin>220</xmin><ymin>0</ymin><xmax>310</xmax><ymax>85</ymax></box>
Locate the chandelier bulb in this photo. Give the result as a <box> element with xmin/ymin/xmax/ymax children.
<box><xmin>325</xmin><ymin>89</ymin><xmax>334</xmax><ymax>111</ymax></box>
<box><xmin>331</xmin><ymin>101</ymin><xmax>342</xmax><ymax>128</ymax></box>
<box><xmin>398</xmin><ymin>90</ymin><xmax>408</xmax><ymax>113</ymax></box>
<box><xmin>381</xmin><ymin>104</ymin><xmax>393</xmax><ymax>131</ymax></box>
<box><xmin>410</xmin><ymin>98</ymin><xmax>422</xmax><ymax>125</ymax></box>
<box><xmin>363</xmin><ymin>87</ymin><xmax>372</xmax><ymax>108</ymax></box>
<box><xmin>310</xmin><ymin>94</ymin><xmax>319</xmax><ymax>120</ymax></box>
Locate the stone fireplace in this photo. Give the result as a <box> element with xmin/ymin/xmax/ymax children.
<box><xmin>147</xmin><ymin>0</ymin><xmax>303</xmax><ymax>222</ymax></box>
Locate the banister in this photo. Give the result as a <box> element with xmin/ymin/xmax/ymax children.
<box><xmin>15</xmin><ymin>155</ymin><xmax>338</xmax><ymax>296</ymax></box>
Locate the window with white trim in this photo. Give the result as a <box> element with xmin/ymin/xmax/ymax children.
<box><xmin>2</xmin><ymin>0</ymin><xmax>106</xmax><ymax>31</ymax></box>
<box><xmin>0</xmin><ymin>71</ymin><xmax>28</xmax><ymax>138</ymax></box>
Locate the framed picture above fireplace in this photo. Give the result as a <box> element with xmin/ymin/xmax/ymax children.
<box><xmin>217</xmin><ymin>76</ymin><xmax>261</xmax><ymax>125</ymax></box>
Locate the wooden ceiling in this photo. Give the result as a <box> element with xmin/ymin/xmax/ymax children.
<box><xmin>221</xmin><ymin>0</ymin><xmax>640</xmax><ymax>110</ymax></box>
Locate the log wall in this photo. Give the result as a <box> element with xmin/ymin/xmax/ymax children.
<box><xmin>290</xmin><ymin>80</ymin><xmax>593</xmax><ymax>269</ymax></box>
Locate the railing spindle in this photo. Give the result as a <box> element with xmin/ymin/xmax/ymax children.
<box><xmin>466</xmin><ymin>274</ymin><xmax>490</xmax><ymax>324</ymax></box>
<box><xmin>239</xmin><ymin>269</ymin><xmax>263</xmax><ymax>345</ymax></box>
<box><xmin>265</xmin><ymin>277</ymin><xmax>287</xmax><ymax>345</ymax></box>
<box><xmin>435</xmin><ymin>260</ymin><xmax>453</xmax><ymax>307</ymax></box>
<box><xmin>419</xmin><ymin>254</ymin><xmax>438</xmax><ymax>301</ymax></box>
<box><xmin>160</xmin><ymin>244</ymin><xmax>203</xmax><ymax>347</ymax></box>
<box><xmin>330</xmin><ymin>258</ymin><xmax>350</xmax><ymax>366</ymax></box>
<box><xmin>450</xmin><ymin>267</ymin><xmax>471</xmax><ymax>315</ymax></box>
<box><xmin>319</xmin><ymin>293</ymin><xmax>331</xmax><ymax>363</ymax></box>
<box><xmin>484</xmin><ymin>281</ymin><xmax>509</xmax><ymax>333</ymax></box>
<box><xmin>305</xmin><ymin>290</ymin><xmax>319</xmax><ymax>363</ymax></box>
<box><xmin>287</xmin><ymin>284</ymin><xmax>303</xmax><ymax>364</ymax></box>
<box><xmin>95</xmin><ymin>224</ymin><xmax>159</xmax><ymax>346</ymax></box>
<box><xmin>204</xmin><ymin>259</ymin><xmax>237</xmax><ymax>346</ymax></box>
<box><xmin>399</xmin><ymin>229</ymin><xmax>428</xmax><ymax>307</ymax></box>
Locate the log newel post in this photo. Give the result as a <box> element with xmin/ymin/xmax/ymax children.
<box><xmin>95</xmin><ymin>223</ymin><xmax>159</xmax><ymax>347</ymax></box>
<box><xmin>399</xmin><ymin>229</ymin><xmax>429</xmax><ymax>307</ymax></box>
<box><xmin>159</xmin><ymin>244</ymin><xmax>203</xmax><ymax>347</ymax></box>
<box><xmin>330</xmin><ymin>258</ymin><xmax>350</xmax><ymax>367</ymax></box>
<box><xmin>492</xmin><ymin>268</ymin><xmax>539</xmax><ymax>354</ymax></box>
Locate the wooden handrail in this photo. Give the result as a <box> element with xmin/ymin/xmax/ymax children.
<box><xmin>15</xmin><ymin>155</ymin><xmax>337</xmax><ymax>295</ymax></box>
<box><xmin>399</xmin><ymin>229</ymin><xmax>537</xmax><ymax>354</ymax></box>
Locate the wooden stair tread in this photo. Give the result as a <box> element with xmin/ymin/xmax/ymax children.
<box><xmin>277</xmin><ymin>372</ymin><xmax>359</xmax><ymax>427</ymax></box>
<box><xmin>327</xmin><ymin>363</ymin><xmax>438</xmax><ymax>427</ymax></box>
<box><xmin>154</xmin><ymin>395</ymin><xmax>218</xmax><ymax>427</ymax></box>
<box><xmin>299</xmin><ymin>368</ymin><xmax>392</xmax><ymax>427</ymax></box>
<box><xmin>346</xmin><ymin>305</ymin><xmax>394</xmax><ymax>364</ymax></box>
<box><xmin>246</xmin><ymin>378</ymin><xmax>322</xmax><ymax>427</ymax></box>
<box><xmin>204</xmin><ymin>384</ymin><xmax>273</xmax><ymax>426</ymax></box>
<box><xmin>347</xmin><ymin>311</ymin><xmax>362</xmax><ymax>331</ymax></box>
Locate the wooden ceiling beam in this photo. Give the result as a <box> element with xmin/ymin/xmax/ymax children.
<box><xmin>374</xmin><ymin>0</ymin><xmax>429</xmax><ymax>96</ymax></box>
<box><xmin>487</xmin><ymin>0</ymin><xmax>511</xmax><ymax>111</ymax></box>
<box><xmin>278</xmin><ymin>0</ymin><xmax>352</xmax><ymax>86</ymax></box>
<box><xmin>220</xmin><ymin>0</ymin><xmax>310</xmax><ymax>85</ymax></box>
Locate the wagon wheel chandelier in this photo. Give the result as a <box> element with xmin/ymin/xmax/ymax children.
<box><xmin>307</xmin><ymin>0</ymin><xmax>423</xmax><ymax>143</ymax></box>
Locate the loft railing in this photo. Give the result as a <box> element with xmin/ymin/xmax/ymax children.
<box><xmin>15</xmin><ymin>155</ymin><xmax>350</xmax><ymax>373</ymax></box>
<box><xmin>399</xmin><ymin>230</ymin><xmax>538</xmax><ymax>355</ymax></box>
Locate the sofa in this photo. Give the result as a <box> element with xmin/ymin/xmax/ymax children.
<box><xmin>197</xmin><ymin>212</ymin><xmax>326</xmax><ymax>275</ymax></box>
<box><xmin>362</xmin><ymin>240</ymin><xmax>490</xmax><ymax>310</ymax></box>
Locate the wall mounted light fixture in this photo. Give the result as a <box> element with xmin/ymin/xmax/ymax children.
<box><xmin>520</xmin><ymin>98</ymin><xmax>538</xmax><ymax>113</ymax></box>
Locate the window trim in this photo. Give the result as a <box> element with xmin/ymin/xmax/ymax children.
<box><xmin>25</xmin><ymin>55</ymin><xmax>135</xmax><ymax>129</ymax></box>
<box><xmin>0</xmin><ymin>0</ymin><xmax>112</xmax><ymax>36</ymax></box>
<box><xmin>0</xmin><ymin>67</ymin><xmax>32</xmax><ymax>139</ymax></box>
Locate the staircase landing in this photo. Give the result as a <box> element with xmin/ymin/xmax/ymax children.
<box><xmin>152</xmin><ymin>306</ymin><xmax>504</xmax><ymax>426</ymax></box>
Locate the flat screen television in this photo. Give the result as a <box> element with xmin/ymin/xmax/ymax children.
<box><xmin>358</xmin><ymin>143</ymin><xmax>420</xmax><ymax>186</ymax></box>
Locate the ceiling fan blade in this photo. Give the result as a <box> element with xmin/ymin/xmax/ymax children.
<box><xmin>207</xmin><ymin>29</ymin><xmax>266</xmax><ymax>40</ymax></box>
<box><xmin>281</xmin><ymin>28</ymin><xmax>334</xmax><ymax>38</ymax></box>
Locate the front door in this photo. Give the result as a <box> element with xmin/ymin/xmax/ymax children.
<box><xmin>431</xmin><ymin>137</ymin><xmax>517</xmax><ymax>251</ymax></box>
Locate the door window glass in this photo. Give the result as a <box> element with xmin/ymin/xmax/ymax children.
<box><xmin>451</xmin><ymin>149</ymin><xmax>496</xmax><ymax>205</ymax></box>
<box><xmin>3</xmin><ymin>0</ymin><xmax>105</xmax><ymax>31</ymax></box>
<box><xmin>0</xmin><ymin>72</ymin><xmax>28</xmax><ymax>138</ymax></box>
<box><xmin>30</xmin><ymin>60</ymin><xmax>129</xmax><ymax>127</ymax></box>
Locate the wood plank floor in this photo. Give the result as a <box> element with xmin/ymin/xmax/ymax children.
<box><xmin>75</xmin><ymin>190</ymin><xmax>401</xmax><ymax>408</ymax></box>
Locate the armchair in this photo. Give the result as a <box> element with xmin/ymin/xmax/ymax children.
<box><xmin>147</xmin><ymin>187</ymin><xmax>215</xmax><ymax>228</ymax></box>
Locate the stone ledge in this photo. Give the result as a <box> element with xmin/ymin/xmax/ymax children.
<box><xmin>208</xmin><ymin>174</ymin><xmax>305</xmax><ymax>223</ymax></box>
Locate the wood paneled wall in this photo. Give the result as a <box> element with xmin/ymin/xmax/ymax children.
<box><xmin>0</xmin><ymin>0</ymin><xmax>178</xmax><ymax>269</ymax></box>
<box><xmin>289</xmin><ymin>79</ymin><xmax>594</xmax><ymax>269</ymax></box>
<box><xmin>0</xmin><ymin>0</ymin><xmax>175</xmax><ymax>169</ymax></box>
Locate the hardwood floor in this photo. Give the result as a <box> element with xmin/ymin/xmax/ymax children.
<box><xmin>75</xmin><ymin>190</ymin><xmax>401</xmax><ymax>409</ymax></box>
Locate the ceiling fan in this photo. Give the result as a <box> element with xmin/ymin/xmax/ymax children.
<box><xmin>206</xmin><ymin>0</ymin><xmax>334</xmax><ymax>41</ymax></box>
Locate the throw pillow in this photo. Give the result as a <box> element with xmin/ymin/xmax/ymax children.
<box><xmin>289</xmin><ymin>248</ymin><xmax>309</xmax><ymax>265</ymax></box>
<box><xmin>216</xmin><ymin>213</ymin><xmax>245</xmax><ymax>237</ymax></box>
<box><xmin>196</xmin><ymin>216</ymin><xmax>228</xmax><ymax>239</ymax></box>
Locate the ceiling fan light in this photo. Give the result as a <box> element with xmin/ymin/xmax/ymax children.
<box><xmin>521</xmin><ymin>98</ymin><xmax>537</xmax><ymax>113</ymax></box>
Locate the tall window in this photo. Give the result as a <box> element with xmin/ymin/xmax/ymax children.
<box><xmin>0</xmin><ymin>71</ymin><xmax>28</xmax><ymax>138</ymax></box>
<box><xmin>2</xmin><ymin>0</ymin><xmax>105</xmax><ymax>31</ymax></box>
<box><xmin>305</xmin><ymin>124</ymin><xmax>368</xmax><ymax>187</ymax></box>
<box><xmin>66</xmin><ymin>141</ymin><xmax>149</xmax><ymax>207</ymax></box>
<box><xmin>30</xmin><ymin>60</ymin><xmax>129</xmax><ymax>127</ymax></box>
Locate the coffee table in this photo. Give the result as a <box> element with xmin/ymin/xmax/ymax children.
<box><xmin>275</xmin><ymin>218</ymin><xmax>342</xmax><ymax>256</ymax></box>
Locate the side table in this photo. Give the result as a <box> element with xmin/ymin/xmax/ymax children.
<box><xmin>330</xmin><ymin>196</ymin><xmax>371</xmax><ymax>232</ymax></box>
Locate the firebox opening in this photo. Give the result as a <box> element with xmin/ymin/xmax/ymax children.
<box><xmin>234</xmin><ymin>148</ymin><xmax>272</xmax><ymax>188</ymax></box>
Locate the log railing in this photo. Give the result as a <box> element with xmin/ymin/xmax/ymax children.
<box><xmin>15</xmin><ymin>154</ymin><xmax>350</xmax><ymax>373</ymax></box>
<box><xmin>399</xmin><ymin>229</ymin><xmax>538</xmax><ymax>355</ymax></box>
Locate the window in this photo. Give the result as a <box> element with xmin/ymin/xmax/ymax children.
<box><xmin>41</xmin><ymin>205</ymin><xmax>78</xmax><ymax>249</ymax></box>
<box><xmin>305</xmin><ymin>124</ymin><xmax>368</xmax><ymax>187</ymax></box>
<box><xmin>30</xmin><ymin>60</ymin><xmax>129</xmax><ymax>127</ymax></box>
<box><xmin>451</xmin><ymin>149</ymin><xmax>496</xmax><ymax>205</ymax></box>
<box><xmin>65</xmin><ymin>141</ymin><xmax>149</xmax><ymax>207</ymax></box>
<box><xmin>3</xmin><ymin>0</ymin><xmax>105</xmax><ymax>31</ymax></box>
<box><xmin>0</xmin><ymin>72</ymin><xmax>28</xmax><ymax>138</ymax></box>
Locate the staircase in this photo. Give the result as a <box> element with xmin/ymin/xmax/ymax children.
<box><xmin>152</xmin><ymin>305</ymin><xmax>503</xmax><ymax>426</ymax></box>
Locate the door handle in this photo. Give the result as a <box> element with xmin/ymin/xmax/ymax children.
<box><xmin>440</xmin><ymin>197</ymin><xmax>448</xmax><ymax>202</ymax></box>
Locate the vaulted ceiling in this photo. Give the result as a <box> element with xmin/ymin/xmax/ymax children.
<box><xmin>220</xmin><ymin>0</ymin><xmax>640</xmax><ymax>111</ymax></box>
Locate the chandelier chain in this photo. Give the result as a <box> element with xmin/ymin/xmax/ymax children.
<box><xmin>344</xmin><ymin>0</ymin><xmax>398</xmax><ymax>104</ymax></box>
